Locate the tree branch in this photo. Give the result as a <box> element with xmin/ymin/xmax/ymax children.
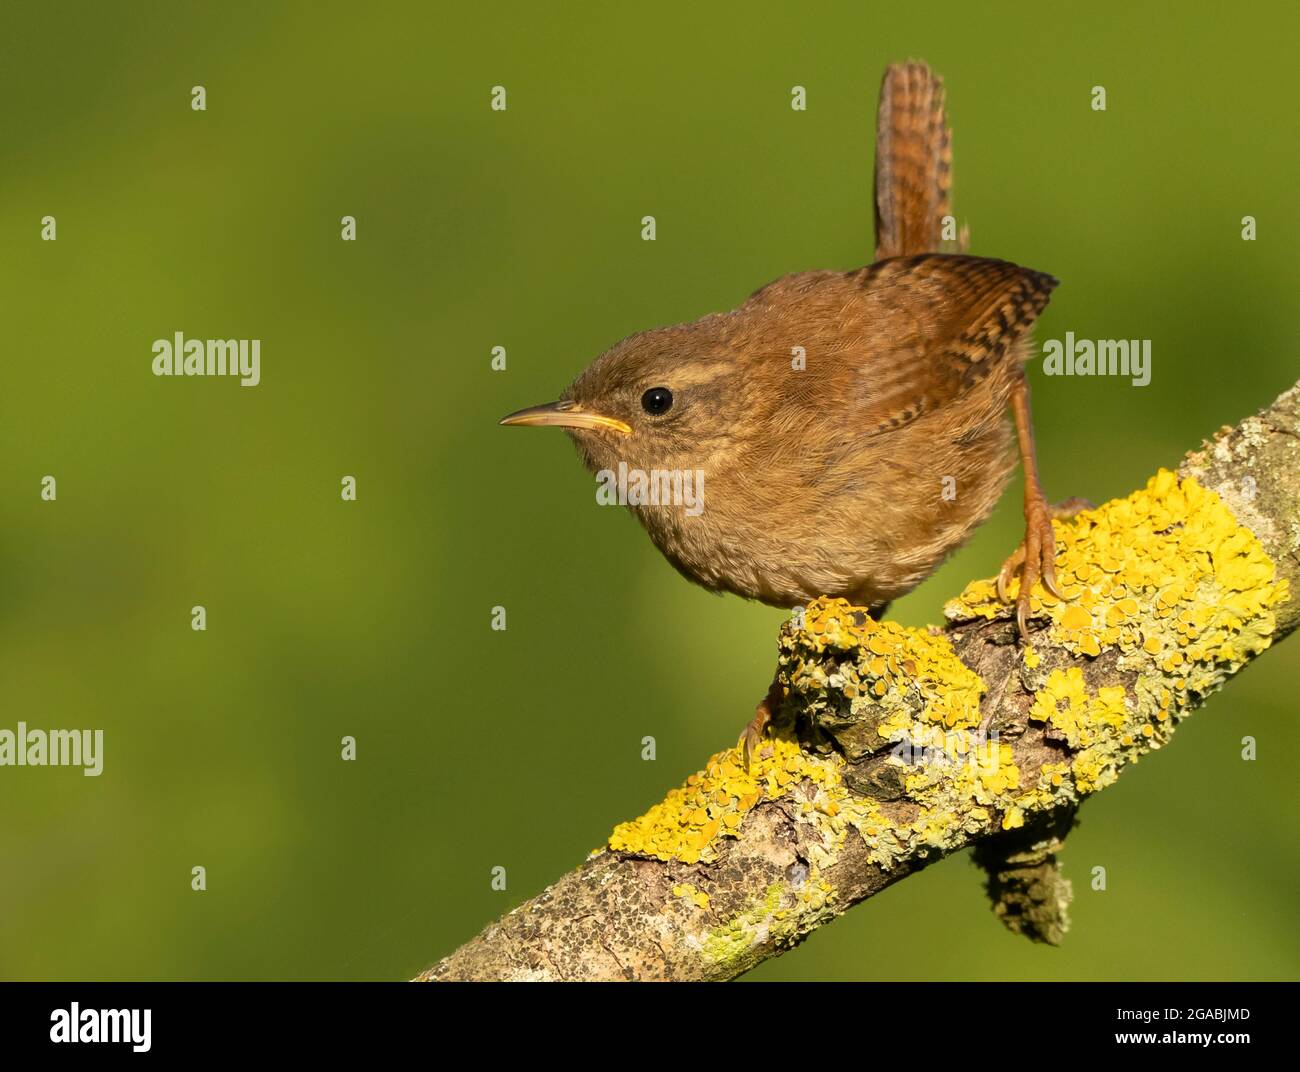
<box><xmin>419</xmin><ymin>381</ymin><xmax>1300</xmax><ymax>981</ymax></box>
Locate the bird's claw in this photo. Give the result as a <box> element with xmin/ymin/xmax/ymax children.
<box><xmin>998</xmin><ymin>500</ymin><xmax>1062</xmax><ymax>640</ymax></box>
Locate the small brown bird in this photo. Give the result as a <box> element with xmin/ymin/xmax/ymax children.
<box><xmin>502</xmin><ymin>62</ymin><xmax>1065</xmax><ymax>762</ymax></box>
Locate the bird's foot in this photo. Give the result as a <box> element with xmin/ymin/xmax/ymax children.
<box><xmin>997</xmin><ymin>496</ymin><xmax>1093</xmax><ymax>639</ymax></box>
<box><xmin>740</xmin><ymin>677</ymin><xmax>783</xmax><ymax>771</ymax></box>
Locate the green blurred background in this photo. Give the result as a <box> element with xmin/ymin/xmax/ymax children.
<box><xmin>1</xmin><ymin>1</ymin><xmax>1296</xmax><ymax>981</ymax></box>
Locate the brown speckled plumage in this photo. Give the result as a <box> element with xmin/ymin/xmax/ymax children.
<box><xmin>561</xmin><ymin>253</ymin><xmax>1055</xmax><ymax>609</ymax></box>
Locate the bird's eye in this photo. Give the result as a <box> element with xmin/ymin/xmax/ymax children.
<box><xmin>641</xmin><ymin>387</ymin><xmax>674</xmax><ymax>415</ymax></box>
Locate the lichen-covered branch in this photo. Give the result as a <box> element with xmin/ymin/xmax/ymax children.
<box><xmin>419</xmin><ymin>381</ymin><xmax>1300</xmax><ymax>982</ymax></box>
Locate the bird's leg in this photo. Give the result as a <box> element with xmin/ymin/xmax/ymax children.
<box><xmin>741</xmin><ymin>674</ymin><xmax>784</xmax><ymax>772</ymax></box>
<box><xmin>997</xmin><ymin>374</ymin><xmax>1074</xmax><ymax>639</ymax></box>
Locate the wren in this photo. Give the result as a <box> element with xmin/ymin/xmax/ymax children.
<box><xmin>502</xmin><ymin>62</ymin><xmax>1067</xmax><ymax>763</ymax></box>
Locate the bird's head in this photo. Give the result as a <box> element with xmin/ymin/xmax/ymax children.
<box><xmin>500</xmin><ymin>322</ymin><xmax>745</xmax><ymax>480</ymax></box>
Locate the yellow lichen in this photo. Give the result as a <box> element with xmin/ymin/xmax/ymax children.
<box><xmin>947</xmin><ymin>472</ymin><xmax>1288</xmax><ymax>701</ymax></box>
<box><xmin>605</xmin><ymin>736</ymin><xmax>850</xmax><ymax>865</ymax></box>
<box><xmin>1028</xmin><ymin>668</ymin><xmax>1131</xmax><ymax>793</ymax></box>
<box><xmin>783</xmin><ymin>598</ymin><xmax>987</xmax><ymax>750</ymax></box>
<box><xmin>605</xmin><ymin>601</ymin><xmax>1002</xmax><ymax>870</ymax></box>
<box><xmin>947</xmin><ymin>469</ymin><xmax>1289</xmax><ymax>794</ymax></box>
<box><xmin>604</xmin><ymin>595</ymin><xmax>1079</xmax><ymax>873</ymax></box>
<box><xmin>1029</xmin><ymin>668</ymin><xmax>1127</xmax><ymax>750</ymax></box>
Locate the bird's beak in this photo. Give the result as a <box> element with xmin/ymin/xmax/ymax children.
<box><xmin>498</xmin><ymin>400</ymin><xmax>632</xmax><ymax>436</ymax></box>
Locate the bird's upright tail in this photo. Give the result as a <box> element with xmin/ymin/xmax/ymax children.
<box><xmin>873</xmin><ymin>61</ymin><xmax>960</xmax><ymax>260</ymax></box>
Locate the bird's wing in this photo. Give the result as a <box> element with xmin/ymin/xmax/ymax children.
<box><xmin>874</xmin><ymin>61</ymin><xmax>955</xmax><ymax>260</ymax></box>
<box><xmin>844</xmin><ymin>254</ymin><xmax>1059</xmax><ymax>438</ymax></box>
